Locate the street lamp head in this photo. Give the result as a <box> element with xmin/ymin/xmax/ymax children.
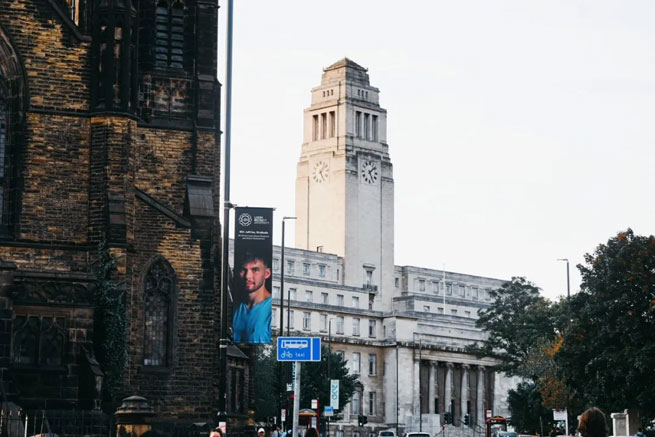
<box><xmin>283</xmin><ymin>216</ymin><xmax>297</xmax><ymax>221</ymax></box>
<box><xmin>557</xmin><ymin>258</ymin><xmax>569</xmax><ymax>262</ymax></box>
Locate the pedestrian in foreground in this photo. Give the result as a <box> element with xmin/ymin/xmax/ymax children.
<box><xmin>578</xmin><ymin>408</ymin><xmax>609</xmax><ymax>437</ymax></box>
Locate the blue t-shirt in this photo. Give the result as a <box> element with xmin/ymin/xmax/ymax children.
<box><xmin>232</xmin><ymin>296</ymin><xmax>272</xmax><ymax>343</ymax></box>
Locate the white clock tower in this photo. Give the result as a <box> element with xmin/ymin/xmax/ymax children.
<box><xmin>295</xmin><ymin>59</ymin><xmax>395</xmax><ymax>310</ymax></box>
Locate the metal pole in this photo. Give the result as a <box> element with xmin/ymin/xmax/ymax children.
<box><xmin>292</xmin><ymin>361</ymin><xmax>301</xmax><ymax>437</ymax></box>
<box><xmin>557</xmin><ymin>259</ymin><xmax>570</xmax><ymax>298</ymax></box>
<box><xmin>327</xmin><ymin>320</ymin><xmax>332</xmax><ymax>437</ymax></box>
<box><xmin>278</xmin><ymin>220</ymin><xmax>286</xmax><ymax>428</ymax></box>
<box><xmin>419</xmin><ymin>336</ymin><xmax>422</xmax><ymax>432</ymax></box>
<box><xmin>282</xmin><ymin>217</ymin><xmax>296</xmax><ymax>337</ymax></box>
<box><xmin>218</xmin><ymin>0</ymin><xmax>234</xmax><ymax>423</ymax></box>
<box><xmin>395</xmin><ymin>342</ymin><xmax>399</xmax><ymax>436</ymax></box>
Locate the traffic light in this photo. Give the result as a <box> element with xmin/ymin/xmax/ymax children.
<box><xmin>444</xmin><ymin>412</ymin><xmax>452</xmax><ymax>425</ymax></box>
<box><xmin>358</xmin><ymin>414</ymin><xmax>368</xmax><ymax>426</ymax></box>
<box><xmin>464</xmin><ymin>414</ymin><xmax>470</xmax><ymax>426</ymax></box>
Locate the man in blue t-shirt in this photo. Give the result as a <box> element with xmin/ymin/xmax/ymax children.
<box><xmin>232</xmin><ymin>252</ymin><xmax>272</xmax><ymax>343</ymax></box>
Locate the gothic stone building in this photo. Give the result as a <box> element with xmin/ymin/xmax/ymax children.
<box><xmin>0</xmin><ymin>0</ymin><xmax>230</xmax><ymax>424</ymax></box>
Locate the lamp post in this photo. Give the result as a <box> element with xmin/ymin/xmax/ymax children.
<box><xmin>327</xmin><ymin>319</ymin><xmax>332</xmax><ymax>437</ymax></box>
<box><xmin>279</xmin><ymin>216</ymin><xmax>296</xmax><ymax>430</ymax></box>
<box><xmin>557</xmin><ymin>258</ymin><xmax>570</xmax><ymax>298</ymax></box>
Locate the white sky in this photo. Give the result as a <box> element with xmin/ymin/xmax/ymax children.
<box><xmin>218</xmin><ymin>0</ymin><xmax>655</xmax><ymax>302</ymax></box>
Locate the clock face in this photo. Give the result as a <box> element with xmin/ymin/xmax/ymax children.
<box><xmin>361</xmin><ymin>160</ymin><xmax>379</xmax><ymax>184</ymax></box>
<box><xmin>312</xmin><ymin>160</ymin><xmax>329</xmax><ymax>183</ymax></box>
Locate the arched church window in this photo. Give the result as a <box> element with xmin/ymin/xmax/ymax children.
<box><xmin>155</xmin><ymin>0</ymin><xmax>185</xmax><ymax>69</ymax></box>
<box><xmin>39</xmin><ymin>317</ymin><xmax>65</xmax><ymax>366</ymax></box>
<box><xmin>13</xmin><ymin>316</ymin><xmax>39</xmax><ymax>364</ymax></box>
<box><xmin>143</xmin><ymin>257</ymin><xmax>176</xmax><ymax>366</ymax></box>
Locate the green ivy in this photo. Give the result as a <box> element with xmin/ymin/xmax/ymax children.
<box><xmin>93</xmin><ymin>240</ymin><xmax>128</xmax><ymax>402</ymax></box>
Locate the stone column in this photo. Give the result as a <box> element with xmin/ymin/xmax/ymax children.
<box><xmin>477</xmin><ymin>366</ymin><xmax>486</xmax><ymax>427</ymax></box>
<box><xmin>460</xmin><ymin>364</ymin><xmax>469</xmax><ymax>420</ymax></box>
<box><xmin>429</xmin><ymin>362</ymin><xmax>437</xmax><ymax>414</ymax></box>
<box><xmin>444</xmin><ymin>362</ymin><xmax>454</xmax><ymax>413</ymax></box>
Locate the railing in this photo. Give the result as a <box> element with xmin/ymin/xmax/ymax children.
<box><xmin>0</xmin><ymin>409</ymin><xmax>111</xmax><ymax>437</ymax></box>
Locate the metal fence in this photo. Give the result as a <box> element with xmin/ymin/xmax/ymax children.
<box><xmin>0</xmin><ymin>409</ymin><xmax>111</xmax><ymax>437</ymax></box>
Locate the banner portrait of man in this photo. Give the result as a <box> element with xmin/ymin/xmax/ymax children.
<box><xmin>232</xmin><ymin>207</ymin><xmax>274</xmax><ymax>344</ymax></box>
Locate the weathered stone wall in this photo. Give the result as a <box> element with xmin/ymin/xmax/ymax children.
<box><xmin>0</xmin><ymin>0</ymin><xmax>222</xmax><ymax>420</ymax></box>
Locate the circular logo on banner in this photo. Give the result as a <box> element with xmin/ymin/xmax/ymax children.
<box><xmin>238</xmin><ymin>212</ymin><xmax>252</xmax><ymax>227</ymax></box>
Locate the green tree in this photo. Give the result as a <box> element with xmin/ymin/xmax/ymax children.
<box><xmin>507</xmin><ymin>381</ymin><xmax>553</xmax><ymax>434</ymax></box>
<box><xmin>467</xmin><ymin>277</ymin><xmax>558</xmax><ymax>378</ymax></box>
<box><xmin>253</xmin><ymin>343</ymin><xmax>357</xmax><ymax>422</ymax></box>
<box><xmin>556</xmin><ymin>229</ymin><xmax>655</xmax><ymax>420</ymax></box>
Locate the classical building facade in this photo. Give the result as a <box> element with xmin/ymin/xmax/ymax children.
<box><xmin>268</xmin><ymin>59</ymin><xmax>516</xmax><ymax>436</ymax></box>
<box><xmin>0</xmin><ymin>0</ymin><xmax>234</xmax><ymax>430</ymax></box>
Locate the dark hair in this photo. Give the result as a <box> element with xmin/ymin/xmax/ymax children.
<box><xmin>305</xmin><ymin>428</ymin><xmax>318</xmax><ymax>437</ymax></box>
<box><xmin>578</xmin><ymin>408</ymin><xmax>608</xmax><ymax>437</ymax></box>
<box><xmin>239</xmin><ymin>251</ymin><xmax>270</xmax><ymax>269</ymax></box>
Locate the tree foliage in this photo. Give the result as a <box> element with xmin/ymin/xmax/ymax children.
<box><xmin>556</xmin><ymin>229</ymin><xmax>655</xmax><ymax>420</ymax></box>
<box><xmin>468</xmin><ymin>277</ymin><xmax>558</xmax><ymax>378</ymax></box>
<box><xmin>253</xmin><ymin>343</ymin><xmax>357</xmax><ymax>422</ymax></box>
<box><xmin>507</xmin><ymin>381</ymin><xmax>554</xmax><ymax>434</ymax></box>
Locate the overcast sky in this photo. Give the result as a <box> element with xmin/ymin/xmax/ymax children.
<box><xmin>218</xmin><ymin>0</ymin><xmax>655</xmax><ymax>301</ymax></box>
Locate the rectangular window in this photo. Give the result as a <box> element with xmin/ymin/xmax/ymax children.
<box><xmin>337</xmin><ymin>431</ymin><xmax>344</xmax><ymax>437</ymax></box>
<box><xmin>364</xmin><ymin>113</ymin><xmax>370</xmax><ymax>140</ymax></box>
<box><xmin>424</xmin><ymin>305</ymin><xmax>430</xmax><ymax>312</ymax></box>
<box><xmin>287</xmin><ymin>260</ymin><xmax>295</xmax><ymax>274</ymax></box>
<box><xmin>352</xmin><ymin>352</ymin><xmax>361</xmax><ymax>374</ymax></box>
<box><xmin>305</xmin><ymin>290</ymin><xmax>313</xmax><ymax>302</ymax></box>
<box><xmin>273</xmin><ymin>286</ymin><xmax>280</xmax><ymax>299</ymax></box>
<box><xmin>368</xmin><ymin>320</ymin><xmax>376</xmax><ymax>338</ymax></box>
<box><xmin>372</xmin><ymin>115</ymin><xmax>378</xmax><ymax>141</ymax></box>
<box><xmin>329</xmin><ymin>111</ymin><xmax>336</xmax><ymax>137</ymax></box>
<box><xmin>368</xmin><ymin>391</ymin><xmax>376</xmax><ymax>415</ymax></box>
<box><xmin>446</xmin><ymin>283</ymin><xmax>452</xmax><ymax>295</ymax></box>
<box><xmin>336</xmin><ymin>316</ymin><xmax>344</xmax><ymax>334</ymax></box>
<box><xmin>438</xmin><ymin>307</ymin><xmax>444</xmax><ymax>314</ymax></box>
<box><xmin>303</xmin><ymin>312</ymin><xmax>311</xmax><ymax>330</ymax></box>
<box><xmin>451</xmin><ymin>309</ymin><xmax>458</xmax><ymax>316</ymax></box>
<box><xmin>351</xmin><ymin>391</ymin><xmax>360</xmax><ymax>414</ymax></box>
<box><xmin>289</xmin><ymin>288</ymin><xmax>297</xmax><ymax>301</ymax></box>
<box><xmin>273</xmin><ymin>258</ymin><xmax>280</xmax><ymax>271</ymax></box>
<box><xmin>355</xmin><ymin>111</ymin><xmax>362</xmax><ymax>138</ymax></box>
<box><xmin>337</xmin><ymin>294</ymin><xmax>344</xmax><ymax>306</ymax></box>
<box><xmin>472</xmin><ymin>287</ymin><xmax>479</xmax><ymax>299</ymax></box>
<box><xmin>395</xmin><ymin>277</ymin><xmax>399</xmax><ymax>288</ymax></box>
<box><xmin>319</xmin><ymin>264</ymin><xmax>326</xmax><ymax>277</ymax></box>
<box><xmin>321</xmin><ymin>292</ymin><xmax>329</xmax><ymax>304</ymax></box>
<box><xmin>272</xmin><ymin>308</ymin><xmax>277</xmax><ymax>327</ymax></box>
<box><xmin>432</xmin><ymin>281</ymin><xmax>439</xmax><ymax>293</ymax></box>
<box><xmin>368</xmin><ymin>354</ymin><xmax>377</xmax><ymax>376</ymax></box>
<box><xmin>320</xmin><ymin>314</ymin><xmax>327</xmax><ymax>332</ymax></box>
<box><xmin>303</xmin><ymin>263</ymin><xmax>311</xmax><ymax>275</ymax></box>
<box><xmin>353</xmin><ymin>318</ymin><xmax>360</xmax><ymax>336</ymax></box>
<box><xmin>289</xmin><ymin>310</ymin><xmax>295</xmax><ymax>329</ymax></box>
<box><xmin>465</xmin><ymin>311</ymin><xmax>471</xmax><ymax>318</ymax></box>
<box><xmin>321</xmin><ymin>113</ymin><xmax>327</xmax><ymax>139</ymax></box>
<box><xmin>352</xmin><ymin>296</ymin><xmax>359</xmax><ymax>309</ymax></box>
<box><xmin>419</xmin><ymin>279</ymin><xmax>426</xmax><ymax>291</ymax></box>
<box><xmin>365</xmin><ymin>270</ymin><xmax>373</xmax><ymax>287</ymax></box>
<box><xmin>312</xmin><ymin>115</ymin><xmax>319</xmax><ymax>141</ymax></box>
<box><xmin>459</xmin><ymin>285</ymin><xmax>466</xmax><ymax>296</ymax></box>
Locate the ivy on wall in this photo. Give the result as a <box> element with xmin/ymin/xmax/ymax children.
<box><xmin>92</xmin><ymin>240</ymin><xmax>128</xmax><ymax>402</ymax></box>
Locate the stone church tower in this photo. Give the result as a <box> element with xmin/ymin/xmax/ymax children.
<box><xmin>295</xmin><ymin>59</ymin><xmax>395</xmax><ymax>310</ymax></box>
<box><xmin>0</xmin><ymin>0</ymin><xmax>240</xmax><ymax>429</ymax></box>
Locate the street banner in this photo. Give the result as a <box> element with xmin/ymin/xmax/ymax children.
<box><xmin>232</xmin><ymin>207</ymin><xmax>274</xmax><ymax>343</ymax></box>
<box><xmin>330</xmin><ymin>379</ymin><xmax>339</xmax><ymax>409</ymax></box>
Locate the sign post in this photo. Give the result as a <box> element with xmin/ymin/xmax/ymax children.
<box><xmin>553</xmin><ymin>409</ymin><xmax>568</xmax><ymax>435</ymax></box>
<box><xmin>277</xmin><ymin>337</ymin><xmax>321</xmax><ymax>362</ymax></box>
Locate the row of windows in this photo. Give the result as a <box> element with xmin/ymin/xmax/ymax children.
<box><xmin>322</xmin><ymin>89</ymin><xmax>335</xmax><ymax>98</ymax></box>
<box><xmin>272</xmin><ymin>309</ymin><xmax>378</xmax><ymax>338</ymax></box>
<box><xmin>273</xmin><ymin>259</ymin><xmax>328</xmax><ymax>278</ymax></box>
<box><xmin>312</xmin><ymin>111</ymin><xmax>336</xmax><ymax>141</ymax></box>
<box><xmin>420</xmin><ymin>305</ymin><xmax>473</xmax><ymax>318</ymax></box>
<box><xmin>356</xmin><ymin>89</ymin><xmax>370</xmax><ymax>100</ymax></box>
<box><xmin>354</xmin><ymin>111</ymin><xmax>378</xmax><ymax>141</ymax></box>
<box><xmin>351</xmin><ymin>390</ymin><xmax>377</xmax><ymax>416</ymax></box>
<box><xmin>395</xmin><ymin>277</ymin><xmax>492</xmax><ymax>301</ymax></box>
<box><xmin>273</xmin><ymin>288</ymin><xmax>366</xmax><ymax>308</ymax></box>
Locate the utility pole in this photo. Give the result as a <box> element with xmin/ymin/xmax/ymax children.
<box><xmin>218</xmin><ymin>0</ymin><xmax>234</xmax><ymax>427</ymax></box>
<box><xmin>278</xmin><ymin>217</ymin><xmax>295</xmax><ymax>429</ymax></box>
<box><xmin>557</xmin><ymin>259</ymin><xmax>570</xmax><ymax>298</ymax></box>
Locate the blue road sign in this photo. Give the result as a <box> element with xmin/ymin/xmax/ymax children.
<box><xmin>277</xmin><ymin>337</ymin><xmax>321</xmax><ymax>362</ymax></box>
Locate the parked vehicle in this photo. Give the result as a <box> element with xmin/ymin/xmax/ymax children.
<box><xmin>404</xmin><ymin>432</ymin><xmax>431</xmax><ymax>437</ymax></box>
<box><xmin>378</xmin><ymin>430</ymin><xmax>397</xmax><ymax>437</ymax></box>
